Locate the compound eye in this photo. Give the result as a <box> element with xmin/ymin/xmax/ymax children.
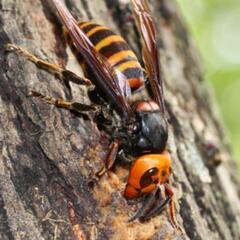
<box><xmin>140</xmin><ymin>167</ymin><xmax>159</xmax><ymax>188</ymax></box>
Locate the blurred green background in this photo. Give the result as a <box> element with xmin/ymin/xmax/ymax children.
<box><xmin>176</xmin><ymin>0</ymin><xmax>240</xmax><ymax>168</ymax></box>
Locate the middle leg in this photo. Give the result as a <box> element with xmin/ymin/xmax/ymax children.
<box><xmin>28</xmin><ymin>91</ymin><xmax>98</xmax><ymax>114</ymax></box>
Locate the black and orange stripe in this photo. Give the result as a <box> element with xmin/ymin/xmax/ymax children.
<box><xmin>65</xmin><ymin>21</ymin><xmax>144</xmax><ymax>90</ymax></box>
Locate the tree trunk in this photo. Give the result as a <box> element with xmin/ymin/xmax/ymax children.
<box><xmin>0</xmin><ymin>0</ymin><xmax>240</xmax><ymax>239</ymax></box>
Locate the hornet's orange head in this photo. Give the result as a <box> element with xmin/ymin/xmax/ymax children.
<box><xmin>123</xmin><ymin>152</ymin><xmax>171</xmax><ymax>199</ymax></box>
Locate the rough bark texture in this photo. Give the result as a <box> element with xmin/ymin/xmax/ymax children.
<box><xmin>0</xmin><ymin>0</ymin><xmax>240</xmax><ymax>239</ymax></box>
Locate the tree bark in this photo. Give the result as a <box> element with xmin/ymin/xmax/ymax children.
<box><xmin>0</xmin><ymin>0</ymin><xmax>240</xmax><ymax>239</ymax></box>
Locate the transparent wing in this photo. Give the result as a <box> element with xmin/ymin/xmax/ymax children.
<box><xmin>131</xmin><ymin>0</ymin><xmax>165</xmax><ymax>114</ymax></box>
<box><xmin>53</xmin><ymin>0</ymin><xmax>132</xmax><ymax>119</ymax></box>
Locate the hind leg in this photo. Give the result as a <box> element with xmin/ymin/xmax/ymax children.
<box><xmin>5</xmin><ymin>43</ymin><xmax>92</xmax><ymax>86</ymax></box>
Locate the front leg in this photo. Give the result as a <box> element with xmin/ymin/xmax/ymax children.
<box><xmin>164</xmin><ymin>184</ymin><xmax>183</xmax><ymax>233</ymax></box>
<box><xmin>5</xmin><ymin>43</ymin><xmax>92</xmax><ymax>86</ymax></box>
<box><xmin>95</xmin><ymin>140</ymin><xmax>120</xmax><ymax>178</ymax></box>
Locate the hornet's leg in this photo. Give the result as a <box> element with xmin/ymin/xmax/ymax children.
<box><xmin>95</xmin><ymin>140</ymin><xmax>120</xmax><ymax>178</ymax></box>
<box><xmin>164</xmin><ymin>184</ymin><xmax>183</xmax><ymax>233</ymax></box>
<box><xmin>28</xmin><ymin>91</ymin><xmax>98</xmax><ymax>115</ymax></box>
<box><xmin>5</xmin><ymin>43</ymin><xmax>92</xmax><ymax>86</ymax></box>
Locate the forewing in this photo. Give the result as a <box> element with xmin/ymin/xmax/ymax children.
<box><xmin>131</xmin><ymin>0</ymin><xmax>165</xmax><ymax>114</ymax></box>
<box><xmin>52</xmin><ymin>0</ymin><xmax>132</xmax><ymax>119</ymax></box>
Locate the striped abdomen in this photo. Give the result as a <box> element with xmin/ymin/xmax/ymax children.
<box><xmin>65</xmin><ymin>21</ymin><xmax>144</xmax><ymax>90</ymax></box>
